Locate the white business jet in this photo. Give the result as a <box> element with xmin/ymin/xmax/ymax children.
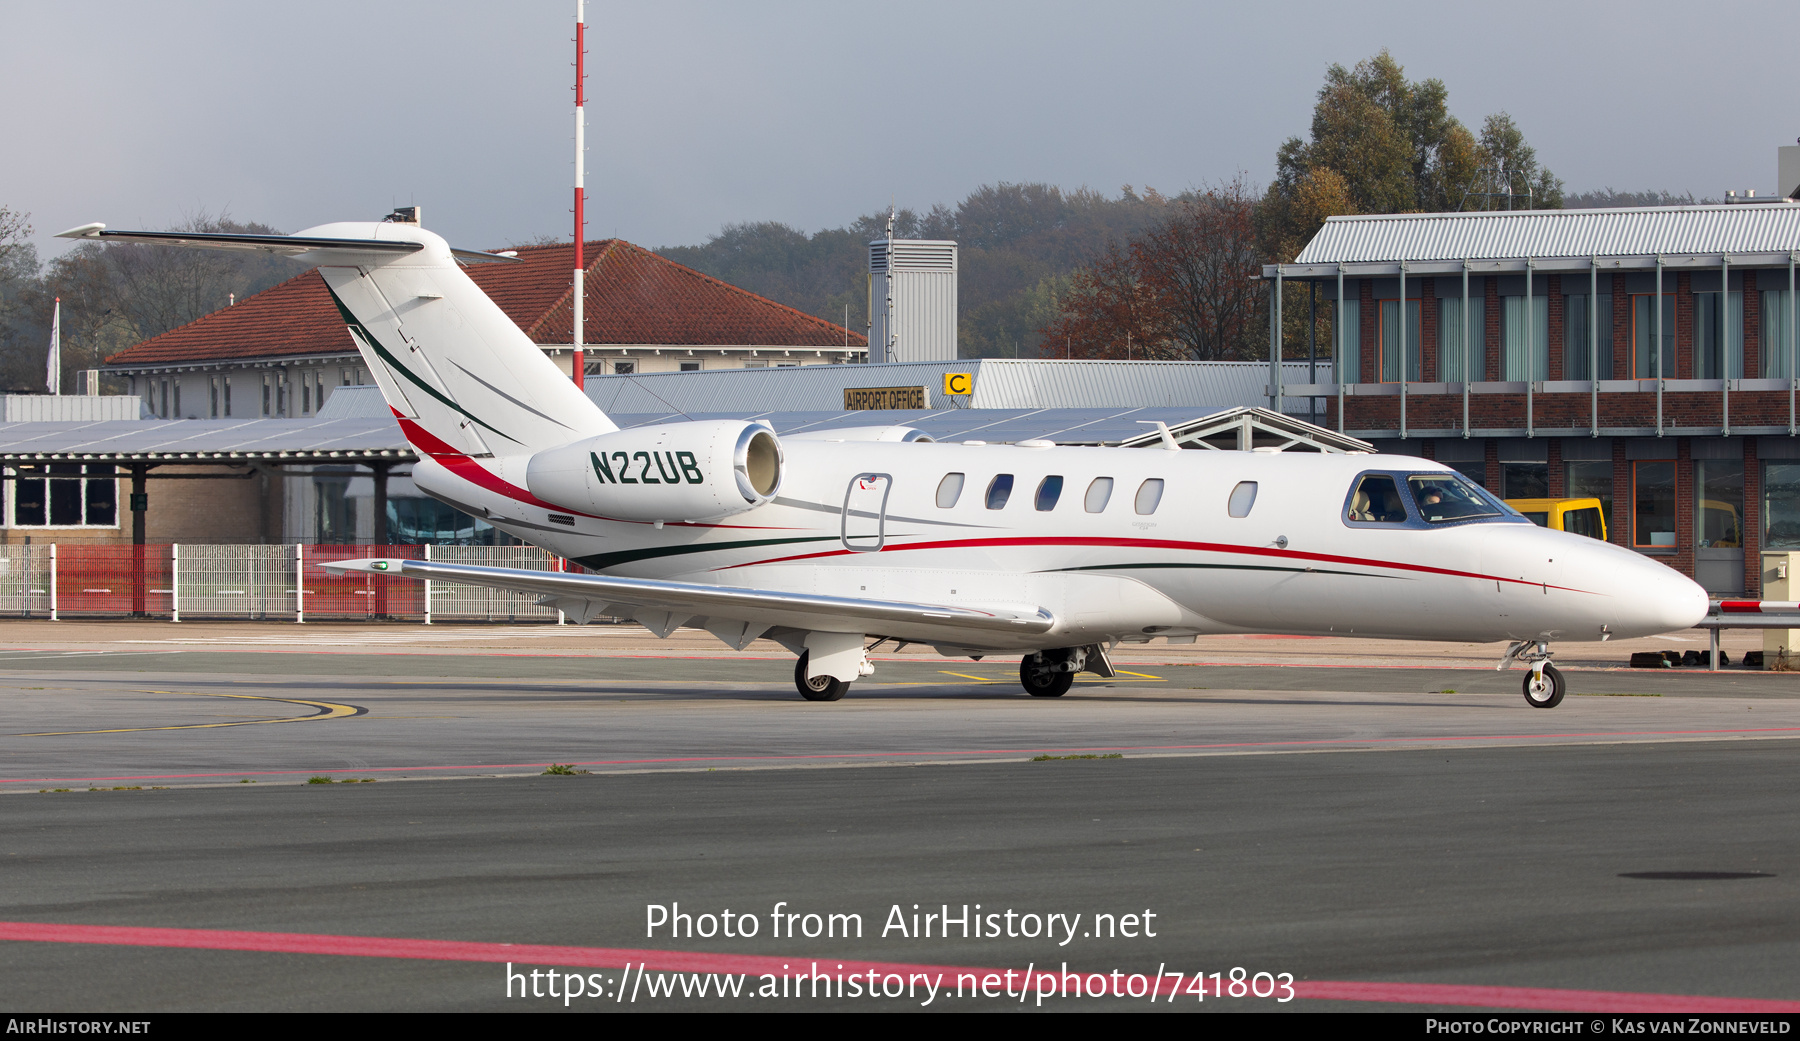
<box><xmin>61</xmin><ymin>219</ymin><xmax>1709</xmax><ymax>707</ymax></box>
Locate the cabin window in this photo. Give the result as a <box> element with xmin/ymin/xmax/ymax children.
<box><xmin>936</xmin><ymin>473</ymin><xmax>965</xmax><ymax>508</ymax></box>
<box><xmin>1084</xmin><ymin>477</ymin><xmax>1114</xmax><ymax>513</ymax></box>
<box><xmin>1227</xmin><ymin>481</ymin><xmax>1257</xmax><ymax>518</ymax></box>
<box><xmin>1134</xmin><ymin>479</ymin><xmax>1164</xmax><ymax>515</ymax></box>
<box><xmin>1347</xmin><ymin>474</ymin><xmax>1408</xmax><ymax>524</ymax></box>
<box><xmin>986</xmin><ymin>474</ymin><xmax>1014</xmax><ymax>510</ymax></box>
<box><xmin>1035</xmin><ymin>476</ymin><xmax>1063</xmax><ymax>511</ymax></box>
<box><xmin>1406</xmin><ymin>473</ymin><xmax>1500</xmax><ymax>524</ymax></box>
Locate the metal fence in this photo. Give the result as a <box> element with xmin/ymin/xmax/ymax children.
<box><xmin>0</xmin><ymin>544</ymin><xmax>571</xmax><ymax>622</ymax></box>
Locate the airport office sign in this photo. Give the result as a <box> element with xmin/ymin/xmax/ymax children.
<box><xmin>844</xmin><ymin>386</ymin><xmax>927</xmax><ymax>410</ymax></box>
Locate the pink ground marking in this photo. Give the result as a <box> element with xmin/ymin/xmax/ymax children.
<box><xmin>0</xmin><ymin>921</ymin><xmax>1792</xmax><ymax>1011</ymax></box>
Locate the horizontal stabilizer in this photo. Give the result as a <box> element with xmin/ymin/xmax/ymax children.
<box><xmin>321</xmin><ymin>558</ymin><xmax>1056</xmax><ymax>639</ymax></box>
<box><xmin>53</xmin><ymin>225</ymin><xmax>520</xmax><ymax>264</ymax></box>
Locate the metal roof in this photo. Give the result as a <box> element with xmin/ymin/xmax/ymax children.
<box><xmin>0</xmin><ymin>417</ymin><xmax>412</xmax><ymax>464</ymax></box>
<box><xmin>586</xmin><ymin>358</ymin><xmax>1326</xmax><ymax>414</ymax></box>
<box><xmin>1279</xmin><ymin>204</ymin><xmax>1800</xmax><ymax>276</ymax></box>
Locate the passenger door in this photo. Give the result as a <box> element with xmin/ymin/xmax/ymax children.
<box><xmin>841</xmin><ymin>473</ymin><xmax>892</xmax><ymax>552</ymax></box>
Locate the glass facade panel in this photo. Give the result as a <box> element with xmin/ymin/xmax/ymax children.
<box><xmin>1378</xmin><ymin>299</ymin><xmax>1421</xmax><ymax>382</ymax></box>
<box><xmin>1501</xmin><ymin>296</ymin><xmax>1549</xmax><ymax>381</ymax></box>
<box><xmin>1764</xmin><ymin>289</ymin><xmax>1795</xmax><ymax>379</ymax></box>
<box><xmin>1337</xmin><ymin>300</ymin><xmax>1360</xmax><ymax>384</ymax></box>
<box><xmin>1565</xmin><ymin>460</ymin><xmax>1615</xmax><ymax>533</ymax></box>
<box><xmin>1692</xmin><ymin>292</ymin><xmax>1744</xmax><ymax>380</ymax></box>
<box><xmin>1764</xmin><ymin>462</ymin><xmax>1800</xmax><ymax>549</ymax></box>
<box><xmin>1695</xmin><ymin>460</ymin><xmax>1743</xmax><ymax>549</ymax></box>
<box><xmin>1438</xmin><ymin>296</ymin><xmax>1484</xmax><ymax>383</ymax></box>
<box><xmin>1501</xmin><ymin>463</ymin><xmax>1548</xmax><ymax>499</ymax></box>
<box><xmin>1632</xmin><ymin>294</ymin><xmax>1677</xmax><ymax>378</ymax></box>
<box><xmin>1562</xmin><ymin>294</ymin><xmax>1615</xmax><ymax>381</ymax></box>
<box><xmin>1632</xmin><ymin>461</ymin><xmax>1677</xmax><ymax>548</ymax></box>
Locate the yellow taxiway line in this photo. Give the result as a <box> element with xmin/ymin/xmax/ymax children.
<box><xmin>17</xmin><ymin>691</ymin><xmax>363</xmax><ymax>737</ymax></box>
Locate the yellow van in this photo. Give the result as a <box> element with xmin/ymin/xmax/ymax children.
<box><xmin>1505</xmin><ymin>497</ymin><xmax>1608</xmax><ymax>541</ymax></box>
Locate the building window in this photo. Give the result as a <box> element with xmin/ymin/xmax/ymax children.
<box><xmin>743</xmin><ymin>359</ymin><xmax>769</xmax><ymax>369</ymax></box>
<box><xmin>1447</xmin><ymin>460</ymin><xmax>1488</xmax><ymax>488</ymax></box>
<box><xmin>1632</xmin><ymin>460</ymin><xmax>1677</xmax><ymax>548</ymax></box>
<box><xmin>342</xmin><ymin>368</ymin><xmax>353</xmax><ymax>386</ymax></box>
<box><xmin>223</xmin><ymin>377</ymin><xmax>231</xmax><ymax>417</ymax></box>
<box><xmin>1566</xmin><ymin>460</ymin><xmax>1614</xmax><ymax>533</ymax></box>
<box><xmin>1631</xmin><ymin>294</ymin><xmax>1676</xmax><ymax>379</ymax></box>
<box><xmin>159</xmin><ymin>379</ymin><xmax>172</xmax><ymax>419</ymax></box>
<box><xmin>1501</xmin><ymin>463</ymin><xmax>1548</xmax><ymax>499</ymax></box>
<box><xmin>1692</xmin><ymin>292</ymin><xmax>1743</xmax><ymax>380</ymax></box>
<box><xmin>313</xmin><ymin>473</ymin><xmax>356</xmax><ymax>543</ymax></box>
<box><xmin>679</xmin><ymin>361</ymin><xmax>700</xmax><ymax>371</ymax></box>
<box><xmin>301</xmin><ymin>372</ymin><xmax>313</xmax><ymax>415</ymax></box>
<box><xmin>1764</xmin><ymin>462</ymin><xmax>1800</xmax><ymax>549</ymax></box>
<box><xmin>262</xmin><ymin>374</ymin><xmax>272</xmax><ymax>417</ymax></box>
<box><xmin>1501</xmin><ymin>296</ymin><xmax>1548</xmax><ymax>381</ymax></box>
<box><xmin>1336</xmin><ymin>300</ymin><xmax>1360</xmax><ymax>384</ymax></box>
<box><xmin>1376</xmin><ymin>298</ymin><xmax>1421</xmax><ymax>383</ymax></box>
<box><xmin>1438</xmin><ymin>296</ymin><xmax>1484</xmax><ymax>383</ymax></box>
<box><xmin>209</xmin><ymin>376</ymin><xmax>220</xmax><ymax>418</ymax></box>
<box><xmin>613</xmin><ymin>361</ymin><xmax>637</xmax><ymax>375</ymax></box>
<box><xmin>1762</xmin><ymin>289</ymin><xmax>1795</xmax><ymax>379</ymax></box>
<box><xmin>1562</xmin><ymin>294</ymin><xmax>1614</xmax><ymax>381</ymax></box>
<box><xmin>1695</xmin><ymin>460</ymin><xmax>1743</xmax><ymax>549</ymax></box>
<box><xmin>11</xmin><ymin>464</ymin><xmax>118</xmax><ymax>527</ymax></box>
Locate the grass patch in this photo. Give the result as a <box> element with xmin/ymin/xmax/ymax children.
<box><xmin>306</xmin><ymin>776</ymin><xmax>334</xmax><ymax>784</ymax></box>
<box><xmin>542</xmin><ymin>764</ymin><xmax>590</xmax><ymax>775</ymax></box>
<box><xmin>1031</xmin><ymin>753</ymin><xmax>1123</xmax><ymax>761</ymax></box>
<box><xmin>1437</xmin><ymin>689</ymin><xmax>1458</xmax><ymax>695</ymax></box>
<box><xmin>239</xmin><ymin>779</ymin><xmax>256</xmax><ymax>784</ymax></box>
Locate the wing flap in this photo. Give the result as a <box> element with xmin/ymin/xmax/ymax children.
<box><xmin>323</xmin><ymin>558</ymin><xmax>1055</xmax><ymax>637</ymax></box>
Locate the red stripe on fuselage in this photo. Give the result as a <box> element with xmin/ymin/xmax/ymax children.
<box><xmin>712</xmin><ymin>534</ymin><xmax>1593</xmax><ymax>594</ymax></box>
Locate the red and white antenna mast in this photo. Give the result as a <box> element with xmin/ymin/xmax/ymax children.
<box><xmin>571</xmin><ymin>0</ymin><xmax>587</xmax><ymax>389</ymax></box>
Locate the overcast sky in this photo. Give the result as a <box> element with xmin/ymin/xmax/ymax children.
<box><xmin>4</xmin><ymin>1</ymin><xmax>1797</xmax><ymax>262</ymax></box>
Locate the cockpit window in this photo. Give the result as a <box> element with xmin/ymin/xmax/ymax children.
<box><xmin>1347</xmin><ymin>474</ymin><xmax>1408</xmax><ymax>524</ymax></box>
<box><xmin>1407</xmin><ymin>473</ymin><xmax>1504</xmax><ymax>524</ymax></box>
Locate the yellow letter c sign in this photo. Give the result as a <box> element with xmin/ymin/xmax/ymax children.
<box><xmin>943</xmin><ymin>372</ymin><xmax>973</xmax><ymax>396</ymax></box>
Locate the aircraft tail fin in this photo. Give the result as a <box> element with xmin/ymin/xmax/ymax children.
<box><xmin>58</xmin><ymin>220</ymin><xmax>616</xmax><ymax>458</ymax></box>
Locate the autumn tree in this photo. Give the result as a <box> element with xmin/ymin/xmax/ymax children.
<box><xmin>1259</xmin><ymin>50</ymin><xmax>1561</xmax><ymax>261</ymax></box>
<box><xmin>1039</xmin><ymin>180</ymin><xmax>1265</xmax><ymax>362</ymax></box>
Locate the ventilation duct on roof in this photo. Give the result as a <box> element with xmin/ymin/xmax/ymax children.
<box><xmin>868</xmin><ymin>239</ymin><xmax>957</xmax><ymax>364</ymax></box>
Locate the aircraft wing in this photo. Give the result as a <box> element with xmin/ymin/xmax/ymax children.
<box><xmin>320</xmin><ymin>558</ymin><xmax>1056</xmax><ymax>640</ymax></box>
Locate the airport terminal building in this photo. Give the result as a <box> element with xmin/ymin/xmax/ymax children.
<box><xmin>1266</xmin><ymin>202</ymin><xmax>1800</xmax><ymax>596</ymax></box>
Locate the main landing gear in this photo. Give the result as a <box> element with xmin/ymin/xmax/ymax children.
<box><xmin>794</xmin><ymin>652</ymin><xmax>849</xmax><ymax>702</ymax></box>
<box><xmin>1020</xmin><ymin>648</ymin><xmax>1078</xmax><ymax>698</ymax></box>
<box><xmin>1500</xmin><ymin>640</ymin><xmax>1565</xmax><ymax>708</ymax></box>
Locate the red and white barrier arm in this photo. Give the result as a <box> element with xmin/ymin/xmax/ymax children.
<box><xmin>1700</xmin><ymin>601</ymin><xmax>1800</xmax><ymax>628</ymax></box>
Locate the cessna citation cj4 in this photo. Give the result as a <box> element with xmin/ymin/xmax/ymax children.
<box><xmin>59</xmin><ymin>219</ymin><xmax>1709</xmax><ymax>708</ymax></box>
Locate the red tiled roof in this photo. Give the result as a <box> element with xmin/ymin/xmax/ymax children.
<box><xmin>106</xmin><ymin>239</ymin><xmax>865</xmax><ymax>367</ymax></box>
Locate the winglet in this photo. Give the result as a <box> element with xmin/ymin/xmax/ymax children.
<box><xmin>55</xmin><ymin>223</ymin><xmax>106</xmax><ymax>239</ymax></box>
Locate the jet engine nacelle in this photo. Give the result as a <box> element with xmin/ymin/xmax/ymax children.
<box><xmin>524</xmin><ymin>420</ymin><xmax>783</xmax><ymax>522</ymax></box>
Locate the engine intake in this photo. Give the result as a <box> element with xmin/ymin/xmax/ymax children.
<box><xmin>525</xmin><ymin>420</ymin><xmax>783</xmax><ymax>522</ymax></box>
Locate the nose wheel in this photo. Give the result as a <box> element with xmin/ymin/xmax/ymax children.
<box><xmin>1501</xmin><ymin>640</ymin><xmax>1565</xmax><ymax>708</ymax></box>
<box><xmin>1522</xmin><ymin>663</ymin><xmax>1565</xmax><ymax>708</ymax></box>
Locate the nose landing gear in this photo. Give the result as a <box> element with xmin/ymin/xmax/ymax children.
<box><xmin>1500</xmin><ymin>640</ymin><xmax>1565</xmax><ymax>708</ymax></box>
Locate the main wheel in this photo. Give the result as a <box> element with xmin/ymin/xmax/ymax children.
<box><xmin>795</xmin><ymin>652</ymin><xmax>849</xmax><ymax>702</ymax></box>
<box><xmin>1522</xmin><ymin>663</ymin><xmax>1565</xmax><ymax>708</ymax></box>
<box><xmin>1020</xmin><ymin>653</ymin><xmax>1075</xmax><ymax>698</ymax></box>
